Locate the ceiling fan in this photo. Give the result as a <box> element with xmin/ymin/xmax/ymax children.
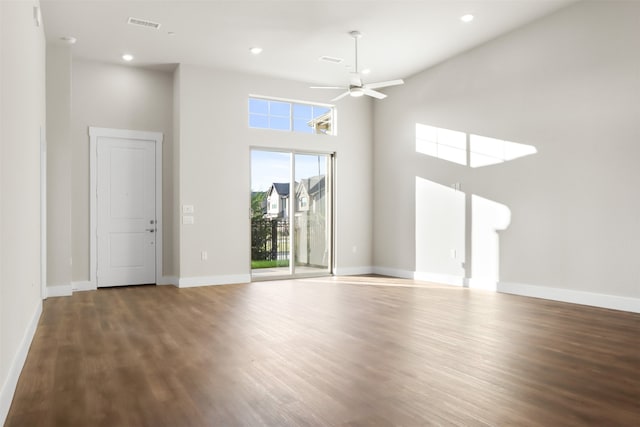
<box><xmin>311</xmin><ymin>30</ymin><xmax>404</xmax><ymax>101</ymax></box>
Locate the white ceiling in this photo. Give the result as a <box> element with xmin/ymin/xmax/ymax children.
<box><xmin>41</xmin><ymin>0</ymin><xmax>577</xmax><ymax>86</ymax></box>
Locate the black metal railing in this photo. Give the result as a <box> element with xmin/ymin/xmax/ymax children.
<box><xmin>251</xmin><ymin>218</ymin><xmax>289</xmax><ymax>261</ymax></box>
<box><xmin>252</xmin><ymin>216</ymin><xmax>327</xmax><ymax>267</ymax></box>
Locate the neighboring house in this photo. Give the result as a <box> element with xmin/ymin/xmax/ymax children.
<box><xmin>295</xmin><ymin>175</ymin><xmax>327</xmax><ymax>267</ymax></box>
<box><xmin>266</xmin><ymin>183</ymin><xmax>290</xmax><ymax>219</ymax></box>
<box><xmin>265</xmin><ymin>176</ymin><xmax>325</xmax><ymax>219</ymax></box>
<box><xmin>296</xmin><ymin>175</ymin><xmax>326</xmax><ymax>215</ymax></box>
<box><xmin>307</xmin><ymin>111</ymin><xmax>332</xmax><ymax>135</ymax></box>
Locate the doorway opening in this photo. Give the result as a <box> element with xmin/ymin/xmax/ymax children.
<box><xmin>250</xmin><ymin>149</ymin><xmax>333</xmax><ymax>280</ymax></box>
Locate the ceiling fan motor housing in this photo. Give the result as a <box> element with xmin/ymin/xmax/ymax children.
<box><xmin>310</xmin><ymin>29</ymin><xmax>404</xmax><ymax>101</ymax></box>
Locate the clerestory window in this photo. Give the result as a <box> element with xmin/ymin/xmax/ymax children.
<box><xmin>249</xmin><ymin>96</ymin><xmax>335</xmax><ymax>135</ymax></box>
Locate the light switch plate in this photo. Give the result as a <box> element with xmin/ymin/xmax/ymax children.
<box><xmin>182</xmin><ymin>205</ymin><xmax>194</xmax><ymax>214</ymax></box>
<box><xmin>182</xmin><ymin>215</ymin><xmax>194</xmax><ymax>225</ymax></box>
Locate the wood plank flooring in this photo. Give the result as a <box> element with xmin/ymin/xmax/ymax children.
<box><xmin>5</xmin><ymin>276</ymin><xmax>640</xmax><ymax>426</ymax></box>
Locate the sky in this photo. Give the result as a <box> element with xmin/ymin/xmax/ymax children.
<box><xmin>251</xmin><ymin>150</ymin><xmax>328</xmax><ymax>192</ymax></box>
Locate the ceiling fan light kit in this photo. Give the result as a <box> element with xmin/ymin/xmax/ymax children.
<box><xmin>311</xmin><ymin>30</ymin><xmax>404</xmax><ymax>101</ymax></box>
<box><xmin>349</xmin><ymin>87</ymin><xmax>365</xmax><ymax>97</ymax></box>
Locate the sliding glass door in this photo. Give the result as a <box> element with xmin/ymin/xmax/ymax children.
<box><xmin>293</xmin><ymin>154</ymin><xmax>330</xmax><ymax>275</ymax></box>
<box><xmin>250</xmin><ymin>149</ymin><xmax>332</xmax><ymax>280</ymax></box>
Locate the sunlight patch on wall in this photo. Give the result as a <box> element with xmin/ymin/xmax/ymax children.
<box><xmin>415</xmin><ymin>123</ymin><xmax>537</xmax><ymax>168</ymax></box>
<box><xmin>470</xmin><ymin>134</ymin><xmax>537</xmax><ymax>168</ymax></box>
<box><xmin>471</xmin><ymin>195</ymin><xmax>511</xmax><ymax>291</ymax></box>
<box><xmin>416</xmin><ymin>124</ymin><xmax>467</xmax><ymax>166</ymax></box>
<box><xmin>415</xmin><ymin>177</ymin><xmax>465</xmax><ymax>280</ymax></box>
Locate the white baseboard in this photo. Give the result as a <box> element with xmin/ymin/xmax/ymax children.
<box><xmin>0</xmin><ymin>300</ymin><xmax>42</xmax><ymax>425</ymax></box>
<box><xmin>72</xmin><ymin>281</ymin><xmax>96</xmax><ymax>292</ymax></box>
<box><xmin>178</xmin><ymin>274</ymin><xmax>251</xmax><ymax>288</ymax></box>
<box><xmin>372</xmin><ymin>267</ymin><xmax>465</xmax><ymax>287</ymax></box>
<box><xmin>334</xmin><ymin>266</ymin><xmax>373</xmax><ymax>276</ymax></box>
<box><xmin>47</xmin><ymin>276</ymin><xmax>248</xmax><ymax>291</ymax></box>
<box><xmin>373</xmin><ymin>267</ymin><xmax>465</xmax><ymax>286</ymax></box>
<box><xmin>45</xmin><ymin>284</ymin><xmax>73</xmax><ymax>298</ymax></box>
<box><xmin>466</xmin><ymin>278</ymin><xmax>497</xmax><ymax>291</ymax></box>
<box><xmin>498</xmin><ymin>281</ymin><xmax>640</xmax><ymax>313</ymax></box>
<box><xmin>413</xmin><ymin>271</ymin><xmax>465</xmax><ymax>287</ymax></box>
<box><xmin>372</xmin><ymin>266</ymin><xmax>414</xmax><ymax>279</ymax></box>
<box><xmin>158</xmin><ymin>276</ymin><xmax>178</xmax><ymax>286</ymax></box>
<box><xmin>73</xmin><ymin>278</ymin><xmax>177</xmax><ymax>289</ymax></box>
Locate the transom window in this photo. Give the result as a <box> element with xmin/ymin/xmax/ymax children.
<box><xmin>249</xmin><ymin>96</ymin><xmax>335</xmax><ymax>135</ymax></box>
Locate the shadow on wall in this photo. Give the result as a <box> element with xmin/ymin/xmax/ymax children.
<box><xmin>415</xmin><ymin>123</ymin><xmax>534</xmax><ymax>290</ymax></box>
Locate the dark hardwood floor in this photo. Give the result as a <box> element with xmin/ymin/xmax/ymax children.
<box><xmin>5</xmin><ymin>276</ymin><xmax>640</xmax><ymax>426</ymax></box>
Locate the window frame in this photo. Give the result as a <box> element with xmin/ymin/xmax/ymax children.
<box><xmin>248</xmin><ymin>95</ymin><xmax>336</xmax><ymax>136</ymax></box>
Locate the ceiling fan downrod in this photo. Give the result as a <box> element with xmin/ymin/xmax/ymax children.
<box><xmin>350</xmin><ymin>30</ymin><xmax>362</xmax><ymax>75</ymax></box>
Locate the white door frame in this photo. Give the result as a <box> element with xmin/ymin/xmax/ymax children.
<box><xmin>89</xmin><ymin>127</ymin><xmax>163</xmax><ymax>287</ymax></box>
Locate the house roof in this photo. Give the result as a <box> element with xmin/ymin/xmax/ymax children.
<box><xmin>269</xmin><ymin>183</ymin><xmax>290</xmax><ymax>197</ymax></box>
<box><xmin>297</xmin><ymin>176</ymin><xmax>325</xmax><ymax>196</ymax></box>
<box><xmin>307</xmin><ymin>112</ymin><xmax>332</xmax><ymax>134</ymax></box>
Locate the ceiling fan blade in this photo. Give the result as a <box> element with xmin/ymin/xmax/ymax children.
<box><xmin>310</xmin><ymin>86</ymin><xmax>347</xmax><ymax>90</ymax></box>
<box><xmin>331</xmin><ymin>91</ymin><xmax>351</xmax><ymax>102</ymax></box>
<box><xmin>365</xmin><ymin>79</ymin><xmax>404</xmax><ymax>90</ymax></box>
<box><xmin>363</xmin><ymin>88</ymin><xmax>387</xmax><ymax>99</ymax></box>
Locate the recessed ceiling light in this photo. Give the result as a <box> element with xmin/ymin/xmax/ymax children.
<box><xmin>122</xmin><ymin>54</ymin><xmax>134</xmax><ymax>61</ymax></box>
<box><xmin>249</xmin><ymin>47</ymin><xmax>263</xmax><ymax>55</ymax></box>
<box><xmin>361</xmin><ymin>68</ymin><xmax>371</xmax><ymax>75</ymax></box>
<box><xmin>461</xmin><ymin>14</ymin><xmax>474</xmax><ymax>23</ymax></box>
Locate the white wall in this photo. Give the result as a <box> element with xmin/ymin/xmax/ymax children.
<box><xmin>373</xmin><ymin>1</ymin><xmax>640</xmax><ymax>310</ymax></box>
<box><xmin>176</xmin><ymin>64</ymin><xmax>373</xmax><ymax>283</ymax></box>
<box><xmin>46</xmin><ymin>44</ymin><xmax>72</xmax><ymax>292</ymax></box>
<box><xmin>70</xmin><ymin>60</ymin><xmax>175</xmax><ymax>282</ymax></box>
<box><xmin>0</xmin><ymin>0</ymin><xmax>46</xmax><ymax>422</ymax></box>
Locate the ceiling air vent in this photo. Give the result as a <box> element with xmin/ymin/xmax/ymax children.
<box><xmin>319</xmin><ymin>56</ymin><xmax>343</xmax><ymax>64</ymax></box>
<box><xmin>127</xmin><ymin>17</ymin><xmax>161</xmax><ymax>30</ymax></box>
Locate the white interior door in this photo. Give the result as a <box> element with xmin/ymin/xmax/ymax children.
<box><xmin>97</xmin><ymin>137</ymin><xmax>156</xmax><ymax>287</ymax></box>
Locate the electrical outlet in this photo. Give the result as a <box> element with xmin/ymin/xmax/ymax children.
<box><xmin>201</xmin><ymin>251</ymin><xmax>208</xmax><ymax>261</ymax></box>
